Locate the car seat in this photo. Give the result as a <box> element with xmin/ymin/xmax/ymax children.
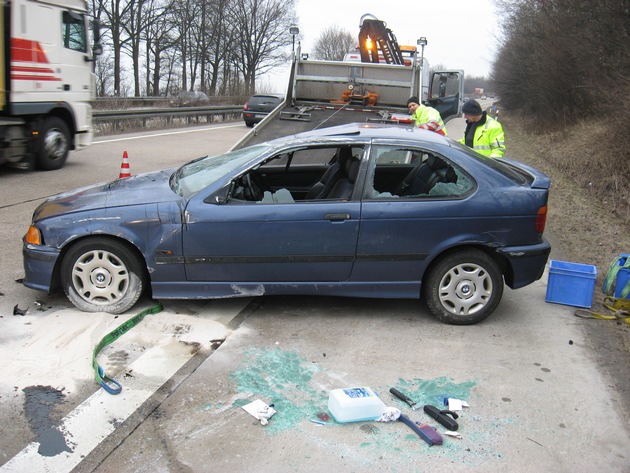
<box><xmin>305</xmin><ymin>147</ymin><xmax>352</xmax><ymax>199</ymax></box>
<box><xmin>395</xmin><ymin>155</ymin><xmax>457</xmax><ymax>196</ymax></box>
<box><xmin>325</xmin><ymin>155</ymin><xmax>361</xmax><ymax>200</ymax></box>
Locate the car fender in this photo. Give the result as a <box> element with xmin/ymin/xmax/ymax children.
<box><xmin>420</xmin><ymin>232</ymin><xmax>511</xmax><ymax>278</ymax></box>
<box><xmin>49</xmin><ymin>202</ymin><xmax>185</xmax><ymax>287</ymax></box>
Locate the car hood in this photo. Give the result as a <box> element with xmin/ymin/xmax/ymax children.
<box><xmin>33</xmin><ymin>168</ymin><xmax>179</xmax><ymax>221</ymax></box>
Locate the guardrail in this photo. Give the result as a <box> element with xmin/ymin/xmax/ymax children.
<box><xmin>94</xmin><ymin>96</ymin><xmax>243</xmax><ymax>106</ymax></box>
<box><xmin>93</xmin><ymin>105</ymin><xmax>244</xmax><ymax>129</ymax></box>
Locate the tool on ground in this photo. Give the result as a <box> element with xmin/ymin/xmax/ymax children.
<box><xmin>376</xmin><ymin>407</ymin><xmax>442</xmax><ymax>446</ymax></box>
<box><xmin>389</xmin><ymin>387</ymin><xmax>419</xmax><ymax>410</ymax></box>
<box><xmin>423</xmin><ymin>404</ymin><xmax>459</xmax><ymax>431</ymax></box>
<box><xmin>400</xmin><ymin>416</ymin><xmax>443</xmax><ymax>446</ymax></box>
<box><xmin>92</xmin><ymin>302</ymin><xmax>163</xmax><ymax>394</ymax></box>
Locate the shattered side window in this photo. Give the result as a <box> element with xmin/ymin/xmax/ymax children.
<box><xmin>366</xmin><ymin>144</ymin><xmax>475</xmax><ymax>199</ymax></box>
<box><xmin>427</xmin><ymin>167</ymin><xmax>474</xmax><ymax>197</ymax></box>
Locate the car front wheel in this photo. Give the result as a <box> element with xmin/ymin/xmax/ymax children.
<box><xmin>37</xmin><ymin>117</ymin><xmax>70</xmax><ymax>170</ymax></box>
<box><xmin>60</xmin><ymin>237</ymin><xmax>146</xmax><ymax>314</ymax></box>
<box><xmin>424</xmin><ymin>249</ymin><xmax>503</xmax><ymax>325</ymax></box>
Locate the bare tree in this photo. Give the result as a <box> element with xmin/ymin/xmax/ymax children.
<box><xmin>120</xmin><ymin>0</ymin><xmax>148</xmax><ymax>97</ymax></box>
<box><xmin>170</xmin><ymin>0</ymin><xmax>202</xmax><ymax>92</ymax></box>
<box><xmin>92</xmin><ymin>0</ymin><xmax>302</xmax><ymax>97</ymax></box>
<box><xmin>143</xmin><ymin>0</ymin><xmax>176</xmax><ymax>96</ymax></box>
<box><xmin>312</xmin><ymin>25</ymin><xmax>356</xmax><ymax>61</ymax></box>
<box><xmin>228</xmin><ymin>0</ymin><xmax>297</xmax><ymax>94</ymax></box>
<box><xmin>204</xmin><ymin>0</ymin><xmax>230</xmax><ymax>95</ymax></box>
<box><xmin>94</xmin><ymin>51</ymin><xmax>115</xmax><ymax>96</ymax></box>
<box><xmin>95</xmin><ymin>0</ymin><xmax>136</xmax><ymax>96</ymax></box>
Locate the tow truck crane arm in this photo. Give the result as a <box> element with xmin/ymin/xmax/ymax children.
<box><xmin>358</xmin><ymin>14</ymin><xmax>404</xmax><ymax>65</ymax></box>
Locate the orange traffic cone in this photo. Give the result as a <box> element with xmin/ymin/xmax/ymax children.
<box><xmin>119</xmin><ymin>151</ymin><xmax>131</xmax><ymax>178</ymax></box>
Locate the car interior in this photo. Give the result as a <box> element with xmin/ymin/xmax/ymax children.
<box><xmin>227</xmin><ymin>145</ymin><xmax>468</xmax><ymax>204</ymax></box>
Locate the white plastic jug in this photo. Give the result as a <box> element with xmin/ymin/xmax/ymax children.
<box><xmin>328</xmin><ymin>387</ymin><xmax>387</xmax><ymax>423</ymax></box>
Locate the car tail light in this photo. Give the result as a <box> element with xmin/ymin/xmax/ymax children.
<box><xmin>243</xmin><ymin>102</ymin><xmax>249</xmax><ymax>110</ymax></box>
<box><xmin>535</xmin><ymin>205</ymin><xmax>547</xmax><ymax>233</ymax></box>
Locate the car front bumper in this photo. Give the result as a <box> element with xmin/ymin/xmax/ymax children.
<box><xmin>22</xmin><ymin>242</ymin><xmax>60</xmax><ymax>292</ymax></box>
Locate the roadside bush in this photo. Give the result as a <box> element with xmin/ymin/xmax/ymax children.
<box><xmin>492</xmin><ymin>0</ymin><xmax>630</xmax><ymax>221</ymax></box>
<box><xmin>493</xmin><ymin>0</ymin><xmax>630</xmax><ymax>129</ymax></box>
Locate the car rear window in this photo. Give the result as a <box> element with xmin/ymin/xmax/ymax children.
<box><xmin>452</xmin><ymin>141</ymin><xmax>528</xmax><ymax>184</ymax></box>
<box><xmin>249</xmin><ymin>95</ymin><xmax>282</xmax><ymax>106</ymax></box>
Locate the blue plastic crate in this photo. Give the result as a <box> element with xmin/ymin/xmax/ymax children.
<box><xmin>546</xmin><ymin>260</ymin><xmax>597</xmax><ymax>308</ymax></box>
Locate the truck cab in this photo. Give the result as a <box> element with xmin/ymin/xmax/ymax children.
<box><xmin>0</xmin><ymin>0</ymin><xmax>100</xmax><ymax>170</ymax></box>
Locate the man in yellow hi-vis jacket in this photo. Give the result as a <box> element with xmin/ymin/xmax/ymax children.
<box><xmin>459</xmin><ymin>99</ymin><xmax>505</xmax><ymax>158</ymax></box>
<box><xmin>407</xmin><ymin>96</ymin><xmax>447</xmax><ymax>136</ymax></box>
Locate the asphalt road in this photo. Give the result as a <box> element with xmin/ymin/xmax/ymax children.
<box><xmin>0</xmin><ymin>116</ymin><xmax>628</xmax><ymax>472</ymax></box>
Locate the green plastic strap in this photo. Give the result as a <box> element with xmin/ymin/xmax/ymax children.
<box><xmin>92</xmin><ymin>302</ymin><xmax>164</xmax><ymax>394</ymax></box>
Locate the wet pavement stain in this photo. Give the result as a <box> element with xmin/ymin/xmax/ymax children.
<box><xmin>22</xmin><ymin>385</ymin><xmax>73</xmax><ymax>456</ymax></box>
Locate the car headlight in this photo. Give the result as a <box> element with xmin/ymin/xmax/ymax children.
<box><xmin>24</xmin><ymin>225</ymin><xmax>42</xmax><ymax>245</ymax></box>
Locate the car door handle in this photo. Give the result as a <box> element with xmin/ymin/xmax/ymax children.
<box><xmin>325</xmin><ymin>213</ymin><xmax>351</xmax><ymax>221</ymax></box>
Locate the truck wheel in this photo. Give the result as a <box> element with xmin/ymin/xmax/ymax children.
<box><xmin>423</xmin><ymin>249</ymin><xmax>503</xmax><ymax>325</ymax></box>
<box><xmin>60</xmin><ymin>237</ymin><xmax>146</xmax><ymax>314</ymax></box>
<box><xmin>37</xmin><ymin>117</ymin><xmax>70</xmax><ymax>171</ymax></box>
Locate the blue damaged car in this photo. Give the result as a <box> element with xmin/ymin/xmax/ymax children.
<box><xmin>22</xmin><ymin>123</ymin><xmax>551</xmax><ymax>324</ymax></box>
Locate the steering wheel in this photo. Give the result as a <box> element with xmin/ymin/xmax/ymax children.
<box><xmin>244</xmin><ymin>173</ymin><xmax>264</xmax><ymax>201</ymax></box>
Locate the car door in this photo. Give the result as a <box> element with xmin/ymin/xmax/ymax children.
<box><xmin>181</xmin><ymin>145</ymin><xmax>364</xmax><ymax>283</ymax></box>
<box><xmin>350</xmin><ymin>142</ymin><xmax>475</xmax><ymax>282</ymax></box>
<box><xmin>426</xmin><ymin>70</ymin><xmax>465</xmax><ymax>122</ymax></box>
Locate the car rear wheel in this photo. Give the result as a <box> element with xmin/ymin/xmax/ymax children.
<box><xmin>424</xmin><ymin>249</ymin><xmax>503</xmax><ymax>325</ymax></box>
<box><xmin>60</xmin><ymin>237</ymin><xmax>146</xmax><ymax>314</ymax></box>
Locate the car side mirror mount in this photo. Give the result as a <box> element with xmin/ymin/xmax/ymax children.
<box><xmin>205</xmin><ymin>184</ymin><xmax>231</xmax><ymax>204</ymax></box>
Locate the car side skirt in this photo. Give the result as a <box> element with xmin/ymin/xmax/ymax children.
<box><xmin>151</xmin><ymin>281</ymin><xmax>422</xmax><ymax>300</ymax></box>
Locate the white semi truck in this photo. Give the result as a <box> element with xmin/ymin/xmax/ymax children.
<box><xmin>0</xmin><ymin>0</ymin><xmax>100</xmax><ymax>170</ymax></box>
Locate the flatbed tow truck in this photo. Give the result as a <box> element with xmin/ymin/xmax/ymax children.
<box><xmin>234</xmin><ymin>14</ymin><xmax>464</xmax><ymax>149</ymax></box>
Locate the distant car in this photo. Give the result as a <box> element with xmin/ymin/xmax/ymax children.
<box><xmin>22</xmin><ymin>123</ymin><xmax>550</xmax><ymax>325</ymax></box>
<box><xmin>171</xmin><ymin>91</ymin><xmax>210</xmax><ymax>106</ymax></box>
<box><xmin>243</xmin><ymin>94</ymin><xmax>284</xmax><ymax>127</ymax></box>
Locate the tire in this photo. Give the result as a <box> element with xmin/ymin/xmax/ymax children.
<box><xmin>60</xmin><ymin>237</ymin><xmax>146</xmax><ymax>314</ymax></box>
<box><xmin>423</xmin><ymin>249</ymin><xmax>504</xmax><ymax>325</ymax></box>
<box><xmin>245</xmin><ymin>121</ymin><xmax>254</xmax><ymax>128</ymax></box>
<box><xmin>36</xmin><ymin>117</ymin><xmax>70</xmax><ymax>171</ymax></box>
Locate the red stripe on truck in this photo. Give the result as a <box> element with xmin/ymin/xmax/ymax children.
<box><xmin>10</xmin><ymin>38</ymin><xmax>61</xmax><ymax>81</ymax></box>
<box><xmin>11</xmin><ymin>38</ymin><xmax>50</xmax><ymax>63</ymax></box>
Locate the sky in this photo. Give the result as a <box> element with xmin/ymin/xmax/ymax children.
<box><xmin>263</xmin><ymin>0</ymin><xmax>503</xmax><ymax>91</ymax></box>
